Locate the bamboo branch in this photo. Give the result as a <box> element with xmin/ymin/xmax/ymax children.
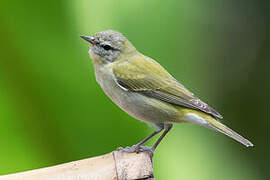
<box><xmin>0</xmin><ymin>150</ymin><xmax>154</xmax><ymax>180</ymax></box>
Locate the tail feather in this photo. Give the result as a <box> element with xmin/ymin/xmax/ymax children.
<box><xmin>205</xmin><ymin>118</ymin><xmax>253</xmax><ymax>147</ymax></box>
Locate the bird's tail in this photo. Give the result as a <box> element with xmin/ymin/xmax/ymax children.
<box><xmin>204</xmin><ymin>117</ymin><xmax>253</xmax><ymax>147</ymax></box>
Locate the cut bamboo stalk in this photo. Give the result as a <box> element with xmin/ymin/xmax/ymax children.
<box><xmin>0</xmin><ymin>150</ymin><xmax>154</xmax><ymax>180</ymax></box>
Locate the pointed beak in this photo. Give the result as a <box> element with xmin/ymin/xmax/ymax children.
<box><xmin>80</xmin><ymin>35</ymin><xmax>95</xmax><ymax>44</ymax></box>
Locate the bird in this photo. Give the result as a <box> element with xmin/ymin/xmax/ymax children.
<box><xmin>80</xmin><ymin>30</ymin><xmax>253</xmax><ymax>152</ymax></box>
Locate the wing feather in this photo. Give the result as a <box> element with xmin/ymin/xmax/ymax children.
<box><xmin>113</xmin><ymin>55</ymin><xmax>223</xmax><ymax>119</ymax></box>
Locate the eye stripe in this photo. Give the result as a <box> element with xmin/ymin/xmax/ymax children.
<box><xmin>99</xmin><ymin>44</ymin><xmax>120</xmax><ymax>51</ymax></box>
<box><xmin>103</xmin><ymin>44</ymin><xmax>111</xmax><ymax>50</ymax></box>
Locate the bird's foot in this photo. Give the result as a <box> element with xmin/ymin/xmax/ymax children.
<box><xmin>117</xmin><ymin>145</ymin><xmax>153</xmax><ymax>154</ymax></box>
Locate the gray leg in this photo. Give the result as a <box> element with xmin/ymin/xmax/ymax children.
<box><xmin>118</xmin><ymin>124</ymin><xmax>164</xmax><ymax>153</ymax></box>
<box><xmin>151</xmin><ymin>124</ymin><xmax>173</xmax><ymax>151</ymax></box>
<box><xmin>135</xmin><ymin>124</ymin><xmax>164</xmax><ymax>148</ymax></box>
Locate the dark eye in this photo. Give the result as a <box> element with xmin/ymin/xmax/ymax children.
<box><xmin>103</xmin><ymin>44</ymin><xmax>112</xmax><ymax>51</ymax></box>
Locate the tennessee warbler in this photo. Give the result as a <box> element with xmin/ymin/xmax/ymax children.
<box><xmin>80</xmin><ymin>30</ymin><xmax>253</xmax><ymax>152</ymax></box>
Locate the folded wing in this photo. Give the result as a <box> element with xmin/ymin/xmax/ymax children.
<box><xmin>113</xmin><ymin>55</ymin><xmax>223</xmax><ymax>119</ymax></box>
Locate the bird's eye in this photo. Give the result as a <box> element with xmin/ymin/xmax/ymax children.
<box><xmin>103</xmin><ymin>44</ymin><xmax>112</xmax><ymax>51</ymax></box>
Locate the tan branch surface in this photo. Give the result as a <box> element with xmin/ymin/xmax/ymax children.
<box><xmin>0</xmin><ymin>150</ymin><xmax>154</xmax><ymax>180</ymax></box>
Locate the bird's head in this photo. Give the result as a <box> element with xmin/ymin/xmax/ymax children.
<box><xmin>80</xmin><ymin>30</ymin><xmax>136</xmax><ymax>64</ymax></box>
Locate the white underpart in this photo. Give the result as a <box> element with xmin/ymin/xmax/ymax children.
<box><xmin>184</xmin><ymin>113</ymin><xmax>208</xmax><ymax>125</ymax></box>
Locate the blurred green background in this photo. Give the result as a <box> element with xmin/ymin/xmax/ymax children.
<box><xmin>0</xmin><ymin>0</ymin><xmax>269</xmax><ymax>179</ymax></box>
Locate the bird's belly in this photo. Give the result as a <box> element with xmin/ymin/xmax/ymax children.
<box><xmin>95</xmin><ymin>69</ymin><xmax>178</xmax><ymax>124</ymax></box>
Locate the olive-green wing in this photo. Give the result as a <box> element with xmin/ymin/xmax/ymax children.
<box><xmin>113</xmin><ymin>56</ymin><xmax>223</xmax><ymax>119</ymax></box>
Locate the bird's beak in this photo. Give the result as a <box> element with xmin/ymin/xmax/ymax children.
<box><xmin>80</xmin><ymin>35</ymin><xmax>95</xmax><ymax>44</ymax></box>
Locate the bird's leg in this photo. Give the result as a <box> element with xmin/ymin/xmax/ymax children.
<box><xmin>133</xmin><ymin>129</ymin><xmax>163</xmax><ymax>150</ymax></box>
<box><xmin>151</xmin><ymin>124</ymin><xmax>173</xmax><ymax>151</ymax></box>
<box><xmin>118</xmin><ymin>125</ymin><xmax>164</xmax><ymax>153</ymax></box>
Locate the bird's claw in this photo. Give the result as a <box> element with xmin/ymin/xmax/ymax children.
<box><xmin>117</xmin><ymin>145</ymin><xmax>153</xmax><ymax>154</ymax></box>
